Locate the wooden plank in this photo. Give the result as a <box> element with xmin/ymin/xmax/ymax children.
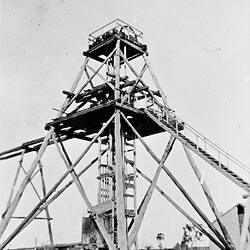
<box><xmin>0</xmin><ymin>133</ymin><xmax>80</xmax><ymax>160</ymax></box>
<box><xmin>128</xmin><ymin>136</ymin><xmax>175</xmax><ymax>247</ymax></box>
<box><xmin>39</xmin><ymin>161</ymin><xmax>54</xmax><ymax>246</ymax></box>
<box><xmin>115</xmin><ymin>110</ymin><xmax>128</xmax><ymax>250</ymax></box>
<box><xmin>86</xmin><ymin>36</ymin><xmax>116</xmax><ymax>56</ymax></box>
<box><xmin>93</xmin><ymin>200</ymin><xmax>112</xmax><ymax>215</ymax></box>
<box><xmin>45</xmin><ymin>101</ymin><xmax>115</xmax><ymax>130</ymax></box>
<box><xmin>11</xmin><ymin>216</ymin><xmax>52</xmax><ymax>220</ymax></box>
<box><xmin>0</xmin><ymin>138</ymin><xmax>44</xmax><ymax>157</ymax></box>
<box><xmin>74</xmin><ymin>84</ymin><xmax>113</xmax><ymax>103</ymax></box>
<box><xmin>106</xmin><ymin>72</ymin><xmax>128</xmax><ymax>82</ymax></box>
<box><xmin>114</xmin><ymin>39</ymin><xmax>128</xmax><ymax>250</ymax></box>
<box><xmin>0</xmin><ymin>152</ymin><xmax>27</xmax><ymax>160</ymax></box>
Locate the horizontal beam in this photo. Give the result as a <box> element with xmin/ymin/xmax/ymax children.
<box><xmin>0</xmin><ymin>132</ymin><xmax>95</xmax><ymax>161</ymax></box>
<box><xmin>11</xmin><ymin>216</ymin><xmax>52</xmax><ymax>221</ymax></box>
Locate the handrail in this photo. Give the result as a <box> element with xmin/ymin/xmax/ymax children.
<box><xmin>89</xmin><ymin>19</ymin><xmax>120</xmax><ymax>37</ymax></box>
<box><xmin>174</xmin><ymin>114</ymin><xmax>250</xmax><ymax>173</ymax></box>
<box><xmin>145</xmin><ymin>104</ymin><xmax>250</xmax><ymax>176</ymax></box>
<box><xmin>89</xmin><ymin>19</ymin><xmax>143</xmax><ymax>40</ymax></box>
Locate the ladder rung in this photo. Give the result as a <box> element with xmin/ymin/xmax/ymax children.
<box><xmin>125</xmin><ymin>142</ymin><xmax>134</xmax><ymax>147</ymax></box>
<box><xmin>101</xmin><ymin>149</ymin><xmax>108</xmax><ymax>153</ymax></box>
<box><xmin>125</xmin><ymin>158</ymin><xmax>135</xmax><ymax>165</ymax></box>
<box><xmin>126</xmin><ymin>149</ymin><xmax>134</xmax><ymax>152</ymax></box>
<box><xmin>97</xmin><ymin>173</ymin><xmax>114</xmax><ymax>179</ymax></box>
<box><xmin>100</xmin><ymin>164</ymin><xmax>114</xmax><ymax>170</ymax></box>
<box><xmin>125</xmin><ymin>182</ymin><xmax>135</xmax><ymax>189</ymax></box>
<box><xmin>125</xmin><ymin>209</ymin><xmax>135</xmax><ymax>217</ymax></box>
<box><xmin>126</xmin><ymin>173</ymin><xmax>135</xmax><ymax>180</ymax></box>
<box><xmin>125</xmin><ymin>194</ymin><xmax>134</xmax><ymax>198</ymax></box>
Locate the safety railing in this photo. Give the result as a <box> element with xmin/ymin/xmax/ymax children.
<box><xmin>144</xmin><ymin>100</ymin><xmax>250</xmax><ymax>181</ymax></box>
<box><xmin>88</xmin><ymin>19</ymin><xmax>143</xmax><ymax>45</ymax></box>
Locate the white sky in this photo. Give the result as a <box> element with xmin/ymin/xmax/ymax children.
<box><xmin>1</xmin><ymin>0</ymin><xmax>250</xmax><ymax>249</ymax></box>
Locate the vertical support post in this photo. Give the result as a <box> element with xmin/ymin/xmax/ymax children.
<box><xmin>114</xmin><ymin>39</ymin><xmax>128</xmax><ymax>250</ymax></box>
<box><xmin>98</xmin><ymin>137</ymin><xmax>102</xmax><ymax>203</ymax></box>
<box><xmin>133</xmin><ymin>139</ymin><xmax>138</xmax><ymax>250</ymax></box>
<box><xmin>124</xmin><ymin>46</ymin><xmax>127</xmax><ymax>77</ymax></box>
<box><xmin>38</xmin><ymin>161</ymin><xmax>54</xmax><ymax>246</ymax></box>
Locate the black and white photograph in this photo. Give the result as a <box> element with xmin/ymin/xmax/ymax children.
<box><xmin>0</xmin><ymin>1</ymin><xmax>250</xmax><ymax>250</ymax></box>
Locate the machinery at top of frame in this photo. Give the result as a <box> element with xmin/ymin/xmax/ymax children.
<box><xmin>86</xmin><ymin>19</ymin><xmax>147</xmax><ymax>61</ymax></box>
<box><xmin>45</xmin><ymin>19</ymin><xmax>181</xmax><ymax>141</ymax></box>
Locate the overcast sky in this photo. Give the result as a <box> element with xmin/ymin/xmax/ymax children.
<box><xmin>1</xmin><ymin>0</ymin><xmax>250</xmax><ymax>248</ymax></box>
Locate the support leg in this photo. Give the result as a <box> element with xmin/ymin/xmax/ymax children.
<box><xmin>121</xmin><ymin>112</ymin><xmax>231</xmax><ymax>249</ymax></box>
<box><xmin>39</xmin><ymin>161</ymin><xmax>54</xmax><ymax>246</ymax></box>
<box><xmin>183</xmin><ymin>145</ymin><xmax>235</xmax><ymax>249</ymax></box>
<box><xmin>114</xmin><ymin>38</ymin><xmax>128</xmax><ymax>250</ymax></box>
<box><xmin>136</xmin><ymin>168</ymin><xmax>225</xmax><ymax>250</ymax></box>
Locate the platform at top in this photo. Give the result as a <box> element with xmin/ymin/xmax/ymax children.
<box><xmin>84</xmin><ymin>19</ymin><xmax>147</xmax><ymax>63</ymax></box>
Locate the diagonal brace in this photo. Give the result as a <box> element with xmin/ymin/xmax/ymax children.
<box><xmin>137</xmin><ymin>168</ymin><xmax>226</xmax><ymax>250</ymax></box>
<box><xmin>128</xmin><ymin>135</ymin><xmax>175</xmax><ymax>247</ymax></box>
<box><xmin>52</xmin><ymin>134</ymin><xmax>115</xmax><ymax>250</ymax></box>
<box><xmin>121</xmin><ymin>112</ymin><xmax>232</xmax><ymax>249</ymax></box>
<box><xmin>183</xmin><ymin>145</ymin><xmax>235</xmax><ymax>249</ymax></box>
<box><xmin>0</xmin><ymin>57</ymin><xmax>89</xmax><ymax>240</ymax></box>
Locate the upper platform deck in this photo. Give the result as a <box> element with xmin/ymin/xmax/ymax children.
<box><xmin>84</xmin><ymin>19</ymin><xmax>147</xmax><ymax>62</ymax></box>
